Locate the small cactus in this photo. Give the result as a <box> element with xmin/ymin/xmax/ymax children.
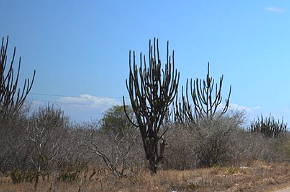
<box><xmin>249</xmin><ymin>115</ymin><xmax>287</xmax><ymax>138</ymax></box>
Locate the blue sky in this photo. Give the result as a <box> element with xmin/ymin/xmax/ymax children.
<box><xmin>1</xmin><ymin>0</ymin><xmax>290</xmax><ymax>124</ymax></box>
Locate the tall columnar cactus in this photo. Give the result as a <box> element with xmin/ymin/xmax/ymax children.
<box><xmin>175</xmin><ymin>63</ymin><xmax>231</xmax><ymax>123</ymax></box>
<box><xmin>249</xmin><ymin>115</ymin><xmax>287</xmax><ymax>138</ymax></box>
<box><xmin>0</xmin><ymin>36</ymin><xmax>35</xmax><ymax>118</ymax></box>
<box><xmin>123</xmin><ymin>38</ymin><xmax>180</xmax><ymax>174</ymax></box>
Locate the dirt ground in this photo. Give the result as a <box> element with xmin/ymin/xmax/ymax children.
<box><xmin>1</xmin><ymin>161</ymin><xmax>290</xmax><ymax>192</ymax></box>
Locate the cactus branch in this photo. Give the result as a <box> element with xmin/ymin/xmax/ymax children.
<box><xmin>124</xmin><ymin>38</ymin><xmax>180</xmax><ymax>173</ymax></box>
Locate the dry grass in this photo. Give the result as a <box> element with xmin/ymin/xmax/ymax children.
<box><xmin>1</xmin><ymin>161</ymin><xmax>290</xmax><ymax>192</ymax></box>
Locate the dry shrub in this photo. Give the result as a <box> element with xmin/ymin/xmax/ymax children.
<box><xmin>191</xmin><ymin>114</ymin><xmax>242</xmax><ymax>167</ymax></box>
<box><xmin>230</xmin><ymin>131</ymin><xmax>286</xmax><ymax>164</ymax></box>
<box><xmin>0</xmin><ymin>116</ymin><xmax>30</xmax><ymax>174</ymax></box>
<box><xmin>164</xmin><ymin>113</ymin><xmax>244</xmax><ymax>169</ymax></box>
<box><xmin>57</xmin><ymin>161</ymin><xmax>88</xmax><ymax>182</ymax></box>
<box><xmin>278</xmin><ymin>134</ymin><xmax>290</xmax><ymax>161</ymax></box>
<box><xmin>163</xmin><ymin>125</ymin><xmax>195</xmax><ymax>170</ymax></box>
<box><xmin>83</xmin><ymin>121</ymin><xmax>144</xmax><ymax>177</ymax></box>
<box><xmin>163</xmin><ymin>111</ymin><xmax>287</xmax><ymax>169</ymax></box>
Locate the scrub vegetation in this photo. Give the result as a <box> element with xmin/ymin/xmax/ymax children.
<box><xmin>1</xmin><ymin>37</ymin><xmax>290</xmax><ymax>191</ymax></box>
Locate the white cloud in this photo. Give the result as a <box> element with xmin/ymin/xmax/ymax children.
<box><xmin>29</xmin><ymin>94</ymin><xmax>122</xmax><ymax>121</ymax></box>
<box><xmin>57</xmin><ymin>94</ymin><xmax>119</xmax><ymax>108</ymax></box>
<box><xmin>216</xmin><ymin>103</ymin><xmax>260</xmax><ymax>113</ymax></box>
<box><xmin>228</xmin><ymin>103</ymin><xmax>260</xmax><ymax>112</ymax></box>
<box><xmin>265</xmin><ymin>7</ymin><xmax>285</xmax><ymax>13</ymax></box>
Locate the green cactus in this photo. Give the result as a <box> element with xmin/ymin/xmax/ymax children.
<box><xmin>249</xmin><ymin>115</ymin><xmax>287</xmax><ymax>138</ymax></box>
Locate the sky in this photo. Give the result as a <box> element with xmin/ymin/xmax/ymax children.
<box><xmin>1</xmin><ymin>0</ymin><xmax>290</xmax><ymax>124</ymax></box>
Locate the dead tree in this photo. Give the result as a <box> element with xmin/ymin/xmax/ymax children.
<box><xmin>0</xmin><ymin>36</ymin><xmax>35</xmax><ymax>118</ymax></box>
<box><xmin>27</xmin><ymin>105</ymin><xmax>68</xmax><ymax>186</ymax></box>
<box><xmin>123</xmin><ymin>38</ymin><xmax>180</xmax><ymax>174</ymax></box>
<box><xmin>87</xmin><ymin>130</ymin><xmax>138</xmax><ymax>178</ymax></box>
<box><xmin>175</xmin><ymin>63</ymin><xmax>231</xmax><ymax>122</ymax></box>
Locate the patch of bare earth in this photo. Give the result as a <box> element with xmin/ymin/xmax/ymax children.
<box><xmin>1</xmin><ymin>161</ymin><xmax>290</xmax><ymax>192</ymax></box>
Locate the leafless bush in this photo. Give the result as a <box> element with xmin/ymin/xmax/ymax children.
<box><xmin>0</xmin><ymin>116</ymin><xmax>29</xmax><ymax>174</ymax></box>
<box><xmin>57</xmin><ymin>160</ymin><xmax>88</xmax><ymax>182</ymax></box>
<box><xmin>23</xmin><ymin>104</ymin><xmax>70</xmax><ymax>187</ymax></box>
<box><xmin>77</xmin><ymin>106</ymin><xmax>144</xmax><ymax>177</ymax></box>
<box><xmin>26</xmin><ymin>105</ymin><xmax>68</xmax><ymax>170</ymax></box>
<box><xmin>55</xmin><ymin>126</ymin><xmax>93</xmax><ymax>168</ymax></box>
<box><xmin>189</xmin><ymin>112</ymin><xmax>287</xmax><ymax>167</ymax></box>
<box><xmin>230</xmin><ymin>130</ymin><xmax>287</xmax><ymax>164</ymax></box>
<box><xmin>163</xmin><ymin>124</ymin><xmax>195</xmax><ymax>170</ymax></box>
<box><xmin>163</xmin><ymin>112</ymin><xmax>246</xmax><ymax>169</ymax></box>
<box><xmin>163</xmin><ymin>112</ymin><xmax>269</xmax><ymax>169</ymax></box>
<box><xmin>190</xmin><ymin>115</ymin><xmax>242</xmax><ymax>167</ymax></box>
<box><xmin>85</xmin><ymin>126</ymin><xmax>143</xmax><ymax>177</ymax></box>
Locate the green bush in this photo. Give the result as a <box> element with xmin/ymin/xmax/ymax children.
<box><xmin>99</xmin><ymin>105</ymin><xmax>135</xmax><ymax>136</ymax></box>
